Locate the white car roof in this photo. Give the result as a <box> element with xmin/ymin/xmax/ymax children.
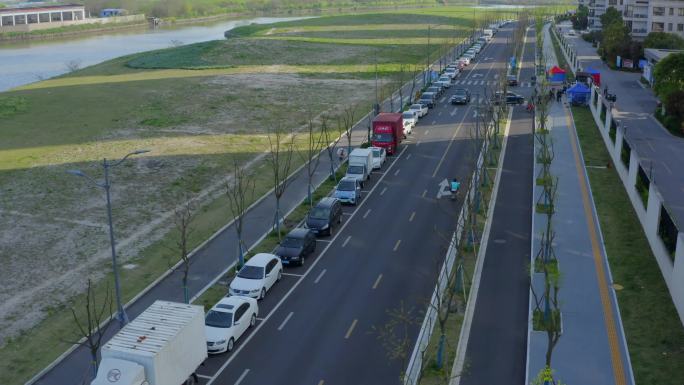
<box><xmin>246</xmin><ymin>253</ymin><xmax>277</xmax><ymax>267</ymax></box>
<box><xmin>213</xmin><ymin>296</ymin><xmax>248</xmax><ymax>312</ymax></box>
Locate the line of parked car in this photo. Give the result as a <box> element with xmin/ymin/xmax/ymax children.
<box><xmin>204</xmin><ymin>145</ymin><xmax>390</xmax><ymax>354</ymax></box>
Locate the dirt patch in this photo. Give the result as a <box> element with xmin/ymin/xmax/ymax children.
<box><xmin>0</xmin><ymin>72</ymin><xmax>376</xmax><ymax>345</ymax></box>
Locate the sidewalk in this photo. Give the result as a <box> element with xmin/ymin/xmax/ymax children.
<box><xmin>526</xmin><ymin>24</ymin><xmax>634</xmax><ymax>385</ymax></box>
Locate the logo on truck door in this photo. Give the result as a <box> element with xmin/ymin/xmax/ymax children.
<box><xmin>107</xmin><ymin>368</ymin><xmax>122</xmax><ymax>382</ymax></box>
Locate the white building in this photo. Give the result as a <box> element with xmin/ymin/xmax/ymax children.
<box><xmin>0</xmin><ymin>4</ymin><xmax>85</xmax><ymax>32</ymax></box>
<box><xmin>581</xmin><ymin>0</ymin><xmax>684</xmax><ymax>39</ymax></box>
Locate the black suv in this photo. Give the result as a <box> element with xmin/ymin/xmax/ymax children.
<box><xmin>305</xmin><ymin>197</ymin><xmax>342</xmax><ymax>236</ymax></box>
<box><xmin>493</xmin><ymin>91</ymin><xmax>524</xmax><ymax>105</ymax></box>
<box><xmin>419</xmin><ymin>92</ymin><xmax>436</xmax><ymax>108</ymax></box>
<box><xmin>450</xmin><ymin>88</ymin><xmax>471</xmax><ymax>105</ymax></box>
<box><xmin>275</xmin><ymin>228</ymin><xmax>316</xmax><ymax>266</ymax></box>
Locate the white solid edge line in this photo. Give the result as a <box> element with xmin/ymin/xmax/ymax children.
<box><xmin>450</xmin><ymin>108</ymin><xmax>513</xmax><ymax>385</ymax></box>
<box><xmin>206</xmin><ymin>146</ymin><xmax>408</xmax><ymax>385</ymax></box>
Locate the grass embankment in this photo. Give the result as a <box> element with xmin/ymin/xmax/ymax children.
<box><xmin>571</xmin><ymin>106</ymin><xmax>684</xmax><ymax>384</ymax></box>
<box><xmin>548</xmin><ymin>27</ymin><xmax>575</xmax><ymax>82</ymax></box>
<box><xmin>0</xmin><ymin>8</ymin><xmax>505</xmax><ymax>384</ymax></box>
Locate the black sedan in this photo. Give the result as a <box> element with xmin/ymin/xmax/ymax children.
<box><xmin>275</xmin><ymin>228</ymin><xmax>316</xmax><ymax>266</ymax></box>
<box><xmin>449</xmin><ymin>88</ymin><xmax>471</xmax><ymax>105</ymax></box>
<box><xmin>493</xmin><ymin>91</ymin><xmax>525</xmax><ymax>105</ymax></box>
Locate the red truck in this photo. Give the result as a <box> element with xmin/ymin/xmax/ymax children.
<box><xmin>371</xmin><ymin>113</ymin><xmax>404</xmax><ymax>155</ymax></box>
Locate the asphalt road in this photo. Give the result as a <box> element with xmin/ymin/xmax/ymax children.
<box><xmin>459</xmin><ymin>25</ymin><xmax>535</xmax><ymax>385</ymax></box>
<box><xmin>189</xmin><ymin>25</ymin><xmax>521</xmax><ymax>385</ymax></box>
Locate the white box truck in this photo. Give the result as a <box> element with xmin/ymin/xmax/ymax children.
<box><xmin>483</xmin><ymin>29</ymin><xmax>494</xmax><ymax>41</ymax></box>
<box><xmin>346</xmin><ymin>148</ymin><xmax>373</xmax><ymax>187</ymax></box>
<box><xmin>92</xmin><ymin>301</ymin><xmax>207</xmax><ymax>385</ymax></box>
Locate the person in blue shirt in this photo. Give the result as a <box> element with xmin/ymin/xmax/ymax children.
<box><xmin>450</xmin><ymin>178</ymin><xmax>460</xmax><ymax>193</ymax></box>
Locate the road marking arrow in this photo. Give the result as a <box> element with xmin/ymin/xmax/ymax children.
<box><xmin>472</xmin><ymin>73</ymin><xmax>484</xmax><ymax>78</ymax></box>
<box><xmin>436</xmin><ymin>179</ymin><xmax>452</xmax><ymax>199</ymax></box>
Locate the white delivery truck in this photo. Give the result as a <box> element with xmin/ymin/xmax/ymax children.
<box><xmin>346</xmin><ymin>148</ymin><xmax>373</xmax><ymax>187</ymax></box>
<box><xmin>483</xmin><ymin>29</ymin><xmax>494</xmax><ymax>41</ymax></box>
<box><xmin>92</xmin><ymin>301</ymin><xmax>207</xmax><ymax>385</ymax></box>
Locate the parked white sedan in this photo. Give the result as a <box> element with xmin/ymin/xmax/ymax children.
<box><xmin>229</xmin><ymin>253</ymin><xmax>283</xmax><ymax>299</ymax></box>
<box><xmin>370</xmin><ymin>146</ymin><xmax>386</xmax><ymax>170</ymax></box>
<box><xmin>409</xmin><ymin>103</ymin><xmax>428</xmax><ymax>118</ymax></box>
<box><xmin>205</xmin><ymin>296</ymin><xmax>258</xmax><ymax>354</ymax></box>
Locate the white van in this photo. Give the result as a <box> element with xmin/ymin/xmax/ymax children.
<box><xmin>346</xmin><ymin>148</ymin><xmax>373</xmax><ymax>187</ymax></box>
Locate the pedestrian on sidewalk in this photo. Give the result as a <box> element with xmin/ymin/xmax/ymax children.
<box><xmin>557</xmin><ymin>90</ymin><xmax>562</xmax><ymax>102</ymax></box>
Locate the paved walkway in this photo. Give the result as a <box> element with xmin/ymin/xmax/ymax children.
<box><xmin>555</xmin><ymin>21</ymin><xmax>684</xmax><ymax>234</ymax></box>
<box><xmin>526</xmin><ymin>24</ymin><xmax>634</xmax><ymax>385</ymax></box>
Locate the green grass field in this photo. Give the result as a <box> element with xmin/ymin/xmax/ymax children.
<box><xmin>572</xmin><ymin>106</ymin><xmax>684</xmax><ymax>385</ymax></box>
<box><xmin>0</xmin><ymin>7</ymin><xmax>515</xmax><ymax>384</ymax></box>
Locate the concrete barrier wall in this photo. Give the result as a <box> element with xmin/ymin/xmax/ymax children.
<box><xmin>588</xmin><ymin>87</ymin><xmax>684</xmax><ymax>323</ymax></box>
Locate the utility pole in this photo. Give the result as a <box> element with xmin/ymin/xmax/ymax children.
<box><xmin>67</xmin><ymin>150</ymin><xmax>149</xmax><ymax>327</ymax></box>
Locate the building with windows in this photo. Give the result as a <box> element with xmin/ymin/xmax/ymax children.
<box><xmin>0</xmin><ymin>4</ymin><xmax>85</xmax><ymax>32</ymax></box>
<box><xmin>582</xmin><ymin>0</ymin><xmax>684</xmax><ymax>39</ymax></box>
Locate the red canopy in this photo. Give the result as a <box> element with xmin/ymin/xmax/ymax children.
<box><xmin>549</xmin><ymin>66</ymin><xmax>566</xmax><ymax>74</ymax></box>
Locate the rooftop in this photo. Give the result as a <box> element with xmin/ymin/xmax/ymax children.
<box><xmin>644</xmin><ymin>48</ymin><xmax>684</xmax><ymax>62</ymax></box>
<box><xmin>0</xmin><ymin>4</ymin><xmax>84</xmax><ymax>14</ymax></box>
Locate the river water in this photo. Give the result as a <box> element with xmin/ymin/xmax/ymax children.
<box><xmin>0</xmin><ymin>16</ymin><xmax>305</xmax><ymax>92</ymax></box>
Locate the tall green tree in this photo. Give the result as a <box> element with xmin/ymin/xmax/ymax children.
<box><xmin>643</xmin><ymin>32</ymin><xmax>684</xmax><ymax>49</ymax></box>
<box><xmin>601</xmin><ymin>20</ymin><xmax>631</xmax><ymax>64</ymax></box>
<box><xmin>654</xmin><ymin>52</ymin><xmax>684</xmax><ymax>101</ymax></box>
<box><xmin>600</xmin><ymin>6</ymin><xmax>623</xmax><ymax>28</ymax></box>
<box><xmin>572</xmin><ymin>5</ymin><xmax>588</xmax><ymax>30</ymax></box>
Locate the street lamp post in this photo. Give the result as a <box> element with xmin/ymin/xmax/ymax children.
<box><xmin>67</xmin><ymin>149</ymin><xmax>149</xmax><ymax>327</ymax></box>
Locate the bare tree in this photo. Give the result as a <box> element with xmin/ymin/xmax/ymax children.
<box><xmin>226</xmin><ymin>159</ymin><xmax>255</xmax><ymax>268</ymax></box>
<box><xmin>407</xmin><ymin>64</ymin><xmax>423</xmax><ymax>106</ymax></box>
<box><xmin>173</xmin><ymin>195</ymin><xmax>196</xmax><ymax>304</ymax></box>
<box><xmin>66</xmin><ymin>280</ymin><xmax>113</xmax><ymax>380</ymax></box>
<box><xmin>65</xmin><ymin>59</ymin><xmax>82</xmax><ymax>73</ymax></box>
<box><xmin>321</xmin><ymin>117</ymin><xmax>340</xmax><ymax>182</ymax></box>
<box><xmin>372</xmin><ymin>301</ymin><xmax>422</xmax><ymax>383</ymax></box>
<box><xmin>301</xmin><ymin>116</ymin><xmax>326</xmax><ymax>207</ymax></box>
<box><xmin>339</xmin><ymin>104</ymin><xmax>357</xmax><ymax>154</ymax></box>
<box><xmin>266</xmin><ymin>125</ymin><xmax>296</xmax><ymax>240</ymax></box>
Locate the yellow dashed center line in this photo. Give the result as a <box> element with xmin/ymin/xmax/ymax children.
<box><xmin>565</xmin><ymin>106</ymin><xmax>627</xmax><ymax>385</ymax></box>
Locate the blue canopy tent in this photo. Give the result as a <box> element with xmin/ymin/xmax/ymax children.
<box><xmin>567</xmin><ymin>83</ymin><xmax>591</xmax><ymax>105</ymax></box>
